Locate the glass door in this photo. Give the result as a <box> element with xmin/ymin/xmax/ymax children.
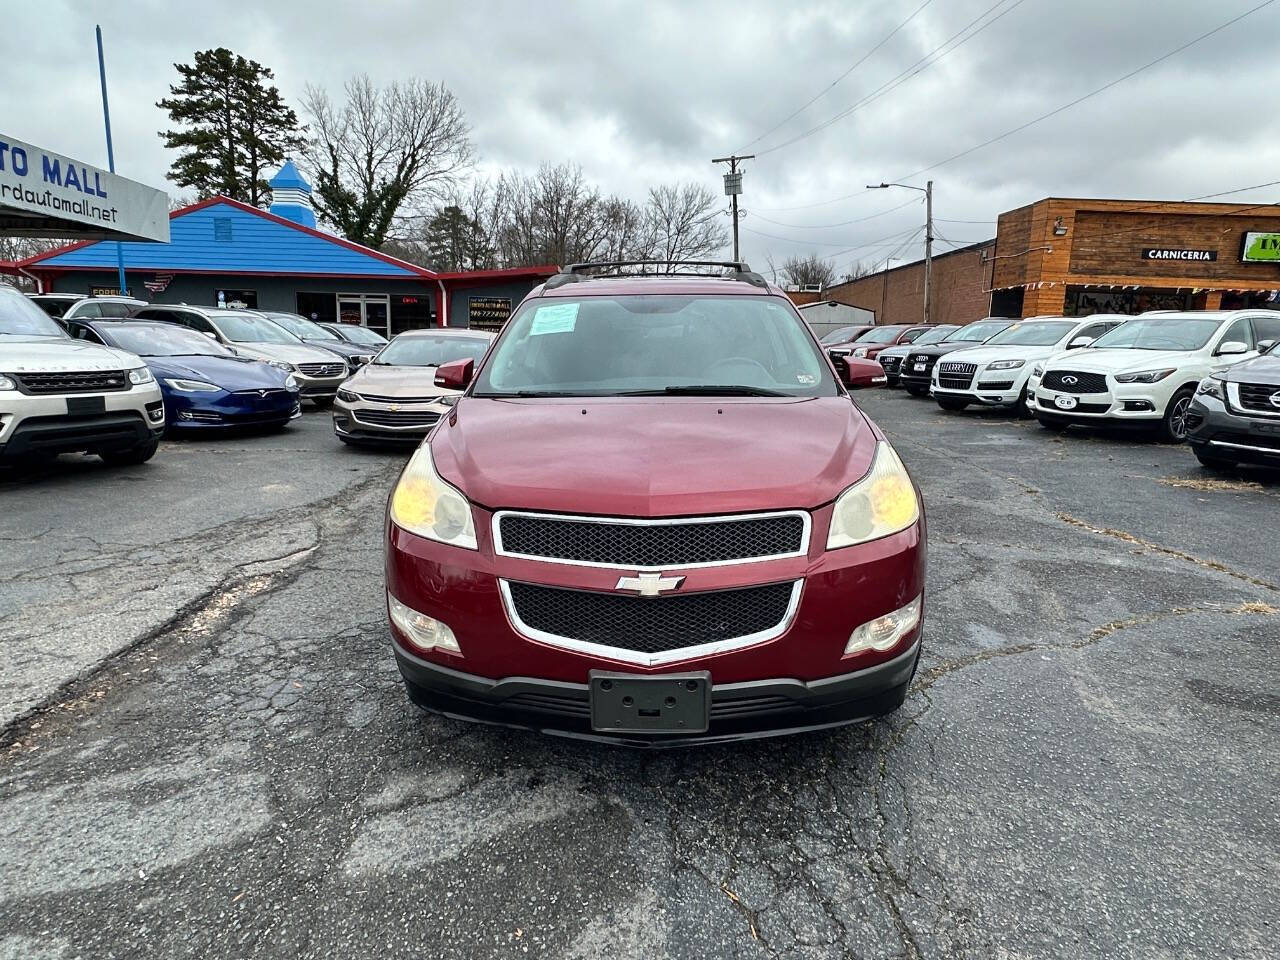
<box><xmin>363</xmin><ymin>298</ymin><xmax>389</xmax><ymax>338</ymax></box>
<box><xmin>336</xmin><ymin>294</ymin><xmax>392</xmax><ymax>337</ymax></box>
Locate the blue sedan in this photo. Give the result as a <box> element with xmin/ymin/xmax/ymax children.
<box><xmin>67</xmin><ymin>319</ymin><xmax>301</xmax><ymax>431</ymax></box>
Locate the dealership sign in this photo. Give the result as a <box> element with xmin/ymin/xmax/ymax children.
<box><xmin>1241</xmin><ymin>232</ymin><xmax>1280</xmax><ymax>263</ymax></box>
<box><xmin>0</xmin><ymin>133</ymin><xmax>169</xmax><ymax>242</ymax></box>
<box><xmin>1141</xmin><ymin>248</ymin><xmax>1217</xmax><ymax>262</ymax></box>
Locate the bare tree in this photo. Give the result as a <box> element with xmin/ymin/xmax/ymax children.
<box><xmin>839</xmin><ymin>260</ymin><xmax>872</xmax><ymax>284</ymax></box>
<box><xmin>0</xmin><ymin>237</ymin><xmax>66</xmax><ymax>290</ymax></box>
<box><xmin>781</xmin><ymin>253</ymin><xmax>836</xmax><ymax>289</ymax></box>
<box><xmin>645</xmin><ymin>183</ymin><xmax>727</xmax><ymax>263</ymax></box>
<box><xmin>302</xmin><ymin>75</ymin><xmax>472</xmax><ymax>249</ymax></box>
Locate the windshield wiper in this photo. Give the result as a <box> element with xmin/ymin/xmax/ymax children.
<box><xmin>621</xmin><ymin>385</ymin><xmax>790</xmax><ymax>397</ymax></box>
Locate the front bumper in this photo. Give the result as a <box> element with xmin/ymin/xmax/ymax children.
<box><xmin>1186</xmin><ymin>395</ymin><xmax>1280</xmax><ymax>464</ymax></box>
<box><xmin>333</xmin><ymin>395</ymin><xmax>451</xmax><ymax>443</ymax></box>
<box><xmin>931</xmin><ymin>365</ymin><xmax>1028</xmax><ymax>406</ymax></box>
<box><xmin>1030</xmin><ymin>382</ymin><xmax>1167</xmax><ymax>425</ymax></box>
<box><xmin>165</xmin><ymin>388</ymin><xmax>301</xmax><ymax>429</ymax></box>
<box><xmin>0</xmin><ymin>383</ymin><xmax>164</xmax><ymax>458</ymax></box>
<box><xmin>294</xmin><ymin>373</ymin><xmax>348</xmax><ymax>399</ymax></box>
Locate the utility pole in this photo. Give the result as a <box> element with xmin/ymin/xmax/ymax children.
<box><xmin>869</xmin><ymin>180</ymin><xmax>934</xmax><ymax>325</ymax></box>
<box><xmin>713</xmin><ymin>154</ymin><xmax>754</xmax><ymax>262</ymax></box>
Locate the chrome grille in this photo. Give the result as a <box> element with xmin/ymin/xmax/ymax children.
<box><xmin>494</xmin><ymin>511</ymin><xmax>808</xmax><ymax>568</ymax></box>
<box><xmin>296</xmin><ymin>362</ymin><xmax>346</xmax><ymax>377</ymax></box>
<box><xmin>937</xmin><ymin>361</ymin><xmax>977</xmax><ymax>390</ymax></box>
<box><xmin>938</xmin><ymin>361</ymin><xmax>978</xmax><ymax>375</ymax></box>
<box><xmin>504</xmin><ymin>580</ymin><xmax>797</xmax><ymax>657</ymax></box>
<box><xmin>1237</xmin><ymin>382</ymin><xmax>1280</xmax><ymax>412</ymax></box>
<box><xmin>353</xmin><ymin>408</ymin><xmax>441</xmax><ymax>427</ymax></box>
<box><xmin>356</xmin><ymin>393</ymin><xmax>440</xmax><ymax>404</ymax></box>
<box><xmin>1042</xmin><ymin>370</ymin><xmax>1108</xmax><ymax>394</ymax></box>
<box><xmin>880</xmin><ymin>356</ymin><xmax>901</xmax><ymax>373</ymax></box>
<box><xmin>15</xmin><ymin>370</ymin><xmax>129</xmax><ymax>394</ymax></box>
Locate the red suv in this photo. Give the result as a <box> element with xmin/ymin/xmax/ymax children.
<box><xmin>385</xmin><ymin>262</ymin><xmax>926</xmax><ymax>745</ymax></box>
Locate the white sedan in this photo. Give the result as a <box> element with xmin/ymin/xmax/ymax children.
<box><xmin>1032</xmin><ymin>311</ymin><xmax>1269</xmax><ymax>442</ymax></box>
<box><xmin>931</xmin><ymin>315</ymin><xmax>1126</xmax><ymax>413</ymax></box>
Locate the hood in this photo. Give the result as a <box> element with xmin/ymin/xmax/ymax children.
<box><xmin>232</xmin><ymin>341</ymin><xmax>345</xmax><ymax>365</ymax></box>
<box><xmin>877</xmin><ymin>344</ymin><xmax>912</xmax><ymax>360</ymax></box>
<box><xmin>347</xmin><ymin>362</ymin><xmax>452</xmax><ymax>398</ymax></box>
<box><xmin>1221</xmin><ymin>354</ymin><xmax>1280</xmax><ymax>385</ymax></box>
<box><xmin>1</xmin><ymin>337</ymin><xmax>143</xmax><ymax>372</ymax></box>
<box><xmin>145</xmin><ymin>355</ymin><xmax>293</xmax><ymax>390</ymax></box>
<box><xmin>941</xmin><ymin>343</ymin><xmax>1064</xmax><ymax>365</ymax></box>
<box><xmin>1043</xmin><ymin>348</ymin><xmax>1196</xmax><ymax>375</ymax></box>
<box><xmin>432</xmin><ymin>396</ymin><xmax>877</xmax><ymax>516</ymax></box>
<box><xmin>303</xmin><ymin>337</ymin><xmax>370</xmax><ymax>360</ymax></box>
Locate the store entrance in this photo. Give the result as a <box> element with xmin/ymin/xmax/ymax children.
<box><xmin>336</xmin><ymin>294</ymin><xmax>392</xmax><ymax>337</ymax></box>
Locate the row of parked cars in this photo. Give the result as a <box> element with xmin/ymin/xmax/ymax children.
<box><xmin>1</xmin><ymin>285</ymin><xmax>487</xmax><ymax>467</ymax></box>
<box><xmin>820</xmin><ymin>310</ymin><xmax>1280</xmax><ymax>469</ymax></box>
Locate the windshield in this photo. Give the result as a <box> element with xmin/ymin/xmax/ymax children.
<box><xmin>332</xmin><ymin>323</ymin><xmax>387</xmax><ymax>346</ymax></box>
<box><xmin>854</xmin><ymin>326</ymin><xmax>906</xmax><ymax>344</ymax></box>
<box><xmin>910</xmin><ymin>326</ymin><xmax>956</xmax><ymax>346</ymax></box>
<box><xmin>376</xmin><ymin>335</ymin><xmax>491</xmax><ymax>367</ymax></box>
<box><xmin>107</xmin><ymin>324</ymin><xmax>233</xmax><ymax>358</ymax></box>
<box><xmin>1090</xmin><ymin>317</ymin><xmax>1220</xmax><ymax>351</ymax></box>
<box><xmin>473</xmin><ymin>295</ymin><xmax>839</xmax><ymax>398</ymax></box>
<box><xmin>215</xmin><ymin>312</ymin><xmax>302</xmax><ymax>344</ymax></box>
<box><xmin>264</xmin><ymin>312</ymin><xmax>340</xmax><ymax>340</ymax></box>
<box><xmin>944</xmin><ymin>320</ymin><xmax>1010</xmax><ymax>343</ymax></box>
<box><xmin>984</xmin><ymin>320</ymin><xmax>1075</xmax><ymax>347</ymax></box>
<box><xmin>819</xmin><ymin>325</ymin><xmax>866</xmax><ymax>345</ymax></box>
<box><xmin>1</xmin><ymin>287</ymin><xmax>66</xmax><ymax>338</ymax></box>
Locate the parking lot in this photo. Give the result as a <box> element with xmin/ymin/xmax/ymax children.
<box><xmin>1</xmin><ymin>394</ymin><xmax>1276</xmax><ymax>960</ymax></box>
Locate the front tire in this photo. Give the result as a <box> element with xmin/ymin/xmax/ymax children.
<box><xmin>99</xmin><ymin>437</ymin><xmax>160</xmax><ymax>466</ymax></box>
<box><xmin>1157</xmin><ymin>387</ymin><xmax>1196</xmax><ymax>444</ymax></box>
<box><xmin>1193</xmin><ymin>448</ymin><xmax>1236</xmax><ymax>471</ymax></box>
<box><xmin>904</xmin><ymin>384</ymin><xmax>929</xmax><ymax>397</ymax></box>
<box><xmin>1037</xmin><ymin>416</ymin><xmax>1069</xmax><ymax>433</ymax></box>
<box><xmin>311</xmin><ymin>397</ymin><xmax>334</xmax><ymax>409</ymax></box>
<box><xmin>936</xmin><ymin>397</ymin><xmax>969</xmax><ymax>412</ymax></box>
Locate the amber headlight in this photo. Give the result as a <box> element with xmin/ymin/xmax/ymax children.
<box><xmin>826</xmin><ymin>441</ymin><xmax>919</xmax><ymax>549</ymax></box>
<box><xmin>389</xmin><ymin>444</ymin><xmax>477</xmax><ymax>549</ymax></box>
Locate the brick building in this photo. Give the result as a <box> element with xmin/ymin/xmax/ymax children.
<box><xmin>817</xmin><ymin>196</ymin><xmax>1280</xmax><ymax>324</ymax></box>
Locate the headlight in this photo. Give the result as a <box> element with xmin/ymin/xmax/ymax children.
<box><xmin>337</xmin><ymin>388</ymin><xmax>361</xmax><ymax>403</ymax></box>
<box><xmin>437</xmin><ymin>394</ymin><xmax>459</xmax><ymax>408</ymax></box>
<box><xmin>1031</xmin><ymin>363</ymin><xmax>1044</xmax><ymax>378</ymax></box>
<box><xmin>1115</xmin><ymin>368</ymin><xmax>1175</xmax><ymax>384</ymax></box>
<box><xmin>987</xmin><ymin>359</ymin><xmax>1025</xmax><ymax>370</ymax></box>
<box><xmin>1196</xmin><ymin>375</ymin><xmax>1226</xmax><ymax>400</ymax></box>
<box><xmin>284</xmin><ymin>374</ymin><xmax>299</xmax><ymax>390</ymax></box>
<box><xmin>827</xmin><ymin>441</ymin><xmax>919</xmax><ymax>550</ymax></box>
<box><xmin>163</xmin><ymin>378</ymin><xmax>219</xmax><ymax>392</ymax></box>
<box><xmin>387</xmin><ymin>593</ymin><xmax>461</xmax><ymax>654</ymax></box>
<box><xmin>0</xmin><ymin>374</ymin><xmax>15</xmax><ymax>391</ymax></box>
<box><xmin>853</xmin><ymin>347</ymin><xmax>868</xmax><ymax>358</ymax></box>
<box><xmin>269</xmin><ymin>360</ymin><xmax>294</xmax><ymax>372</ymax></box>
<box><xmin>128</xmin><ymin>367</ymin><xmax>155</xmax><ymax>385</ymax></box>
<box><xmin>389</xmin><ymin>444</ymin><xmax>477</xmax><ymax>549</ymax></box>
<box><xmin>845</xmin><ymin>595</ymin><xmax>922</xmax><ymax>657</ymax></box>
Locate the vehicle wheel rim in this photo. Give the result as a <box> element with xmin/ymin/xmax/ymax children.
<box><xmin>1170</xmin><ymin>396</ymin><xmax>1192</xmax><ymax>439</ymax></box>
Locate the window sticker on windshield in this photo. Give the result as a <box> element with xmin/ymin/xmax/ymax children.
<box><xmin>530</xmin><ymin>303</ymin><xmax>579</xmax><ymax>335</ymax></box>
<box><xmin>796</xmin><ymin>373</ymin><xmax>817</xmax><ymax>385</ymax></box>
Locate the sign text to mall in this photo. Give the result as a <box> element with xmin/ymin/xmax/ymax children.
<box><xmin>1141</xmin><ymin>248</ymin><xmax>1217</xmax><ymax>262</ymax></box>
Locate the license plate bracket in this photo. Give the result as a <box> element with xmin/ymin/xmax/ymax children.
<box><xmin>589</xmin><ymin>671</ymin><xmax>710</xmax><ymax>735</ymax></box>
<box><xmin>66</xmin><ymin>395</ymin><xmax>106</xmax><ymax>416</ymax></box>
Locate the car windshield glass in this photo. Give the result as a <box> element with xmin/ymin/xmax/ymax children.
<box><xmin>944</xmin><ymin>320</ymin><xmax>1009</xmax><ymax>343</ymax></box>
<box><xmin>473</xmin><ymin>295</ymin><xmax>839</xmax><ymax>398</ymax></box>
<box><xmin>853</xmin><ymin>326</ymin><xmax>904</xmax><ymax>344</ymax></box>
<box><xmin>106</xmin><ymin>324</ymin><xmax>233</xmax><ymax>357</ymax></box>
<box><xmin>375</xmin><ymin>335</ymin><xmax>491</xmax><ymax>367</ymax></box>
<box><xmin>333</xmin><ymin>324</ymin><xmax>386</xmax><ymax>345</ymax></box>
<box><xmin>0</xmin><ymin>287</ymin><xmax>66</xmax><ymax>337</ymax></box>
<box><xmin>264</xmin><ymin>312</ymin><xmax>339</xmax><ymax>340</ymax></box>
<box><xmin>984</xmin><ymin>320</ymin><xmax>1075</xmax><ymax>347</ymax></box>
<box><xmin>1089</xmin><ymin>317</ymin><xmax>1219</xmax><ymax>351</ymax></box>
<box><xmin>215</xmin><ymin>313</ymin><xmax>302</xmax><ymax>344</ymax></box>
<box><xmin>30</xmin><ymin>297</ymin><xmax>76</xmax><ymax>318</ymax></box>
<box><xmin>819</xmin><ymin>326</ymin><xmax>864</xmax><ymax>345</ymax></box>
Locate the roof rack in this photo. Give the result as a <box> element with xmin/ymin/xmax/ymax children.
<box><xmin>545</xmin><ymin>260</ymin><xmax>769</xmax><ymax>290</ymax></box>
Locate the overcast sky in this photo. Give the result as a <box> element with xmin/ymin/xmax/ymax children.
<box><xmin>3</xmin><ymin>0</ymin><xmax>1278</xmax><ymax>275</ymax></box>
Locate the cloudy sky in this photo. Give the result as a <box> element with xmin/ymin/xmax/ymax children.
<box><xmin>3</xmin><ymin>0</ymin><xmax>1278</xmax><ymax>274</ymax></box>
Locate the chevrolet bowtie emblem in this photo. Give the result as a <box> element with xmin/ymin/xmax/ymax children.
<box><xmin>390</xmin><ymin>403</ymin><xmax>401</xmax><ymax>411</ymax></box>
<box><xmin>615</xmin><ymin>572</ymin><xmax>685</xmax><ymax>597</ymax></box>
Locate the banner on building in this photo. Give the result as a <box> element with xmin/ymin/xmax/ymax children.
<box><xmin>1241</xmin><ymin>233</ymin><xmax>1280</xmax><ymax>263</ymax></box>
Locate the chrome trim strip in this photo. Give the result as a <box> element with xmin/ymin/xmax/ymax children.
<box><xmin>1207</xmin><ymin>439</ymin><xmax>1280</xmax><ymax>455</ymax></box>
<box><xmin>1227</xmin><ymin>382</ymin><xmax>1280</xmax><ymax>419</ymax></box>
<box><xmin>491</xmin><ymin>509</ymin><xmax>812</xmax><ymax>571</ymax></box>
<box><xmin>498</xmin><ymin>578</ymin><xmax>804</xmax><ymax>667</ymax></box>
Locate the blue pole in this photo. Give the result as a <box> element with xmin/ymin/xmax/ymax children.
<box><xmin>96</xmin><ymin>25</ymin><xmax>128</xmax><ymax>296</ymax></box>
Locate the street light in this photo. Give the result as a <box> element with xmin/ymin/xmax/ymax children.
<box><xmin>869</xmin><ymin>180</ymin><xmax>933</xmax><ymax>325</ymax></box>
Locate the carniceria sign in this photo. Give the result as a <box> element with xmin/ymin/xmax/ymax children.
<box><xmin>0</xmin><ymin>133</ymin><xmax>169</xmax><ymax>241</ymax></box>
<box><xmin>1241</xmin><ymin>232</ymin><xmax>1280</xmax><ymax>264</ymax></box>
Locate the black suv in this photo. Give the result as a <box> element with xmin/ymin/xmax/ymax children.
<box><xmin>1186</xmin><ymin>338</ymin><xmax>1280</xmax><ymax>469</ymax></box>
<box><xmin>898</xmin><ymin>318</ymin><xmax>1017</xmax><ymax>396</ymax></box>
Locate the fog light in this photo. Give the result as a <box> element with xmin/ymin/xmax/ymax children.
<box><xmin>388</xmin><ymin>592</ymin><xmax>461</xmax><ymax>654</ymax></box>
<box><xmin>845</xmin><ymin>595</ymin><xmax>922</xmax><ymax>657</ymax></box>
<box><xmin>1123</xmin><ymin>400</ymin><xmax>1154</xmax><ymax>412</ymax></box>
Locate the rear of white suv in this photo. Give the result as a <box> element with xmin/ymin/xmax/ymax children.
<box><xmin>0</xmin><ymin>285</ymin><xmax>165</xmax><ymax>465</ymax></box>
<box><xmin>1032</xmin><ymin>311</ymin><xmax>1263</xmax><ymax>442</ymax></box>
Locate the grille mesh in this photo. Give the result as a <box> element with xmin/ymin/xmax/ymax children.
<box><xmin>1042</xmin><ymin>370</ymin><xmax>1108</xmax><ymax>394</ymax></box>
<box><xmin>497</xmin><ymin>513</ymin><xmax>805</xmax><ymax>566</ymax></box>
<box><xmin>296</xmin><ymin>362</ymin><xmax>346</xmax><ymax>377</ymax></box>
<box><xmin>16</xmin><ymin>370</ymin><xmax>128</xmax><ymax>394</ymax></box>
<box><xmin>354</xmin><ymin>409</ymin><xmax>440</xmax><ymax>427</ymax></box>
<box><xmin>507</xmin><ymin>581</ymin><xmax>795</xmax><ymax>655</ymax></box>
<box><xmin>1238</xmin><ymin>383</ymin><xmax>1280</xmax><ymax>412</ymax></box>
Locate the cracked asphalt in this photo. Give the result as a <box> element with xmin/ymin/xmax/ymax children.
<box><xmin>1</xmin><ymin>396</ymin><xmax>1276</xmax><ymax>959</ymax></box>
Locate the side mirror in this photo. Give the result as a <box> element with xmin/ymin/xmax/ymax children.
<box><xmin>202</xmin><ymin>330</ymin><xmax>218</xmax><ymax>340</ymax></box>
<box><xmin>843</xmin><ymin>357</ymin><xmax>888</xmax><ymax>390</ymax></box>
<box><xmin>434</xmin><ymin>357</ymin><xmax>474</xmax><ymax>391</ymax></box>
<box><xmin>1216</xmin><ymin>340</ymin><xmax>1249</xmax><ymax>356</ymax></box>
<box><xmin>1068</xmin><ymin>336</ymin><xmax>1094</xmax><ymax>349</ymax></box>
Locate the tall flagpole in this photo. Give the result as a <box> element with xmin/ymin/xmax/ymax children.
<box><xmin>96</xmin><ymin>25</ymin><xmax>128</xmax><ymax>296</ymax></box>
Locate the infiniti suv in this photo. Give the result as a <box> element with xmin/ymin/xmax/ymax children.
<box><xmin>384</xmin><ymin>262</ymin><xmax>926</xmax><ymax>745</ymax></box>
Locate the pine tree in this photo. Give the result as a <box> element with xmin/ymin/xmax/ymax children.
<box><xmin>157</xmin><ymin>48</ymin><xmax>303</xmax><ymax>206</ymax></box>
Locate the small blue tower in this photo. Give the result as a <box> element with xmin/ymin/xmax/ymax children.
<box><xmin>268</xmin><ymin>160</ymin><xmax>316</xmax><ymax>228</ymax></box>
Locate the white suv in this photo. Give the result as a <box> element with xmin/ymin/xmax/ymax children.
<box><xmin>0</xmin><ymin>284</ymin><xmax>165</xmax><ymax>465</ymax></box>
<box><xmin>1032</xmin><ymin>311</ymin><xmax>1267</xmax><ymax>442</ymax></box>
<box><xmin>932</xmin><ymin>315</ymin><xmax>1126</xmax><ymax>413</ymax></box>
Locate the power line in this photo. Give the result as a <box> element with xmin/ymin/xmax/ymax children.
<box><xmin>740</xmin><ymin>0</ymin><xmax>937</xmax><ymax>151</ymax></box>
<box><xmin>749</xmin><ymin>196</ymin><xmax>920</xmax><ymax>230</ymax></box>
<box><xmin>741</xmin><ymin>222</ymin><xmax>923</xmax><ymax>250</ymax></box>
<box><xmin>755</xmin><ymin>0</ymin><xmax>1032</xmax><ymax>157</ymax></box>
